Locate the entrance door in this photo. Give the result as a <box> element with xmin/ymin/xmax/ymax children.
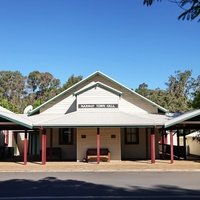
<box><xmin>59</xmin><ymin>128</ymin><xmax>77</xmax><ymax>161</ymax></box>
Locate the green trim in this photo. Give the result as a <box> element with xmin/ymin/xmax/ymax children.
<box><xmin>165</xmin><ymin>109</ymin><xmax>200</xmax><ymax>128</ymax></box>
<box><xmin>0</xmin><ymin>113</ymin><xmax>32</xmax><ymax>129</ymax></box>
<box><xmin>29</xmin><ymin>71</ymin><xmax>168</xmax><ymax>115</ymax></box>
<box><xmin>74</xmin><ymin>82</ymin><xmax>122</xmax><ymax>96</ymax></box>
<box><xmin>29</xmin><ymin>72</ymin><xmax>100</xmax><ymax>115</ymax></box>
<box><xmin>93</xmin><ymin>72</ymin><xmax>168</xmax><ymax>113</ymax></box>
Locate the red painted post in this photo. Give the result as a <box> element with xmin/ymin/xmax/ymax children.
<box><xmin>150</xmin><ymin>128</ymin><xmax>155</xmax><ymax>164</ymax></box>
<box><xmin>161</xmin><ymin>130</ymin><xmax>165</xmax><ymax>159</ymax></box>
<box><xmin>170</xmin><ymin>130</ymin><xmax>174</xmax><ymax>164</ymax></box>
<box><xmin>97</xmin><ymin>128</ymin><xmax>100</xmax><ymax>164</ymax></box>
<box><xmin>183</xmin><ymin>129</ymin><xmax>187</xmax><ymax>160</ymax></box>
<box><xmin>41</xmin><ymin>128</ymin><xmax>47</xmax><ymax>165</ymax></box>
<box><xmin>24</xmin><ymin>130</ymin><xmax>28</xmax><ymax>165</ymax></box>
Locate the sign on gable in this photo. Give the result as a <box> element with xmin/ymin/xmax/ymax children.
<box><xmin>78</xmin><ymin>104</ymin><xmax>118</xmax><ymax>109</ymax></box>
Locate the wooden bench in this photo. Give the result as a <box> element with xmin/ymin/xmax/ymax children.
<box><xmin>86</xmin><ymin>148</ymin><xmax>111</xmax><ymax>162</ymax></box>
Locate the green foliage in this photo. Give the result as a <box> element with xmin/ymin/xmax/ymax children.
<box><xmin>165</xmin><ymin>70</ymin><xmax>193</xmax><ymax>112</ymax></box>
<box><xmin>143</xmin><ymin>0</ymin><xmax>200</xmax><ymax>21</ymax></box>
<box><xmin>26</xmin><ymin>71</ymin><xmax>61</xmax><ymax>109</ymax></box>
<box><xmin>0</xmin><ymin>71</ymin><xmax>25</xmax><ymax>113</ymax></box>
<box><xmin>178</xmin><ymin>0</ymin><xmax>200</xmax><ymax>21</ymax></box>
<box><xmin>62</xmin><ymin>75</ymin><xmax>83</xmax><ymax>91</ymax></box>
<box><xmin>143</xmin><ymin>0</ymin><xmax>161</xmax><ymax>6</ymax></box>
<box><xmin>0</xmin><ymin>69</ymin><xmax>199</xmax><ymax>114</ymax></box>
<box><xmin>191</xmin><ymin>75</ymin><xmax>200</xmax><ymax>108</ymax></box>
<box><xmin>0</xmin><ymin>99</ymin><xmax>18</xmax><ymax>113</ymax></box>
<box><xmin>136</xmin><ymin>70</ymin><xmax>197</xmax><ymax>113</ymax></box>
<box><xmin>0</xmin><ymin>70</ymin><xmax>83</xmax><ymax>113</ymax></box>
<box><xmin>192</xmin><ymin>91</ymin><xmax>200</xmax><ymax>108</ymax></box>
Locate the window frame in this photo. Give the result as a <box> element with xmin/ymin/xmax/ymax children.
<box><xmin>124</xmin><ymin>128</ymin><xmax>139</xmax><ymax>145</ymax></box>
<box><xmin>59</xmin><ymin>128</ymin><xmax>73</xmax><ymax>145</ymax></box>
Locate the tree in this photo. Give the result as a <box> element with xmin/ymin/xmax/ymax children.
<box><xmin>136</xmin><ymin>70</ymin><xmax>194</xmax><ymax>112</ymax></box>
<box><xmin>192</xmin><ymin>75</ymin><xmax>200</xmax><ymax>108</ymax></box>
<box><xmin>26</xmin><ymin>71</ymin><xmax>61</xmax><ymax>108</ymax></box>
<box><xmin>143</xmin><ymin>0</ymin><xmax>200</xmax><ymax>21</ymax></box>
<box><xmin>135</xmin><ymin>83</ymin><xmax>170</xmax><ymax>111</ymax></box>
<box><xmin>166</xmin><ymin>70</ymin><xmax>192</xmax><ymax>97</ymax></box>
<box><xmin>0</xmin><ymin>99</ymin><xmax>18</xmax><ymax>113</ymax></box>
<box><xmin>27</xmin><ymin>71</ymin><xmax>60</xmax><ymax>93</ymax></box>
<box><xmin>62</xmin><ymin>75</ymin><xmax>83</xmax><ymax>90</ymax></box>
<box><xmin>0</xmin><ymin>70</ymin><xmax>83</xmax><ymax>112</ymax></box>
<box><xmin>0</xmin><ymin>71</ymin><xmax>25</xmax><ymax>113</ymax></box>
<box><xmin>192</xmin><ymin>92</ymin><xmax>200</xmax><ymax>108</ymax></box>
<box><xmin>135</xmin><ymin>83</ymin><xmax>149</xmax><ymax>97</ymax></box>
<box><xmin>163</xmin><ymin>70</ymin><xmax>194</xmax><ymax>112</ymax></box>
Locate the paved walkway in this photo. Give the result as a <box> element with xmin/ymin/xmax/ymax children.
<box><xmin>0</xmin><ymin>160</ymin><xmax>200</xmax><ymax>172</ymax></box>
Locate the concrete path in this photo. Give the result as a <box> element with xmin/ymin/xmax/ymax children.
<box><xmin>0</xmin><ymin>160</ymin><xmax>200</xmax><ymax>172</ymax></box>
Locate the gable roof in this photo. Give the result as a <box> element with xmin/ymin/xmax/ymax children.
<box><xmin>165</xmin><ymin>109</ymin><xmax>200</xmax><ymax>129</ymax></box>
<box><xmin>29</xmin><ymin>71</ymin><xmax>168</xmax><ymax>115</ymax></box>
<box><xmin>0</xmin><ymin>106</ymin><xmax>32</xmax><ymax>129</ymax></box>
<box><xmin>74</xmin><ymin>81</ymin><xmax>122</xmax><ymax>97</ymax></box>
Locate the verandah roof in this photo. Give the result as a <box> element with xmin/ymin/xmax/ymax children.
<box><xmin>164</xmin><ymin>109</ymin><xmax>200</xmax><ymax>129</ymax></box>
<box><xmin>28</xmin><ymin>111</ymin><xmax>169</xmax><ymax>128</ymax></box>
<box><xmin>0</xmin><ymin>106</ymin><xmax>33</xmax><ymax>130</ymax></box>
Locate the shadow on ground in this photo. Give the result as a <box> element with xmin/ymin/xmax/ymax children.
<box><xmin>0</xmin><ymin>177</ymin><xmax>200</xmax><ymax>199</ymax></box>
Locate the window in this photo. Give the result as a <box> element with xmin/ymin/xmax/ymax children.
<box><xmin>59</xmin><ymin>128</ymin><xmax>73</xmax><ymax>145</ymax></box>
<box><xmin>124</xmin><ymin>128</ymin><xmax>139</xmax><ymax>144</ymax></box>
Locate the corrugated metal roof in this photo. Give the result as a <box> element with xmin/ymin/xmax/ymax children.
<box><xmin>29</xmin><ymin>111</ymin><xmax>169</xmax><ymax>128</ymax></box>
<box><xmin>0</xmin><ymin>106</ymin><xmax>33</xmax><ymax>129</ymax></box>
<box><xmin>164</xmin><ymin>109</ymin><xmax>200</xmax><ymax>128</ymax></box>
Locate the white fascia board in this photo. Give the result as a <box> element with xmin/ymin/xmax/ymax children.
<box><xmin>28</xmin><ymin>72</ymin><xmax>99</xmax><ymax>115</ymax></box>
<box><xmin>0</xmin><ymin>112</ymin><xmax>33</xmax><ymax>129</ymax></box>
<box><xmin>98</xmin><ymin>72</ymin><xmax>168</xmax><ymax>113</ymax></box>
<box><xmin>165</xmin><ymin>109</ymin><xmax>200</xmax><ymax>128</ymax></box>
<box><xmin>29</xmin><ymin>71</ymin><xmax>168</xmax><ymax>115</ymax></box>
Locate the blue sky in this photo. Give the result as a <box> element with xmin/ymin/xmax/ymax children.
<box><xmin>0</xmin><ymin>0</ymin><xmax>199</xmax><ymax>89</ymax></box>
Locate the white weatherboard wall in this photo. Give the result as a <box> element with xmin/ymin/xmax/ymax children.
<box><xmin>77</xmin><ymin>128</ymin><xmax>121</xmax><ymax>161</ymax></box>
<box><xmin>77</xmin><ymin>87</ymin><xmax>119</xmax><ymax>112</ymax></box>
<box><xmin>119</xmin><ymin>98</ymin><xmax>148</xmax><ymax>114</ymax></box>
<box><xmin>77</xmin><ymin>86</ymin><xmax>148</xmax><ymax>114</ymax></box>
<box><xmin>92</xmin><ymin>76</ymin><xmax>158</xmax><ymax>114</ymax></box>
<box><xmin>42</xmin><ymin>95</ymin><xmax>76</xmax><ymax>114</ymax></box>
<box><xmin>40</xmin><ymin>78</ymin><xmax>155</xmax><ymax>115</ymax></box>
